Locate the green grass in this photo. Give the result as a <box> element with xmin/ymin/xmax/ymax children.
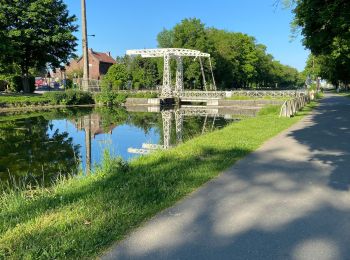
<box><xmin>335</xmin><ymin>92</ymin><xmax>350</xmax><ymax>98</ymax></box>
<box><xmin>0</xmin><ymin>91</ymin><xmax>95</xmax><ymax>108</ymax></box>
<box><xmin>94</xmin><ymin>91</ymin><xmax>158</xmax><ymax>106</ymax></box>
<box><xmin>258</xmin><ymin>105</ymin><xmax>281</xmax><ymax>116</ymax></box>
<box><xmin>0</xmin><ymin>107</ymin><xmax>93</xmax><ymax>122</ymax></box>
<box><xmin>0</xmin><ymin>93</ymin><xmax>51</xmax><ymax>106</ymax></box>
<box><xmin>127</xmin><ymin>92</ymin><xmax>158</xmax><ymax>98</ymax></box>
<box><xmin>0</xmin><ymin>101</ymin><xmax>318</xmax><ymax>259</ymax></box>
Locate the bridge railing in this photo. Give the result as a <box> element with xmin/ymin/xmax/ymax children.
<box><xmin>228</xmin><ymin>90</ymin><xmax>307</xmax><ymax>98</ymax></box>
<box><xmin>179</xmin><ymin>90</ymin><xmax>308</xmax><ymax>99</ymax></box>
<box><xmin>180</xmin><ymin>91</ymin><xmax>226</xmax><ymax>98</ymax></box>
<box><xmin>279</xmin><ymin>95</ymin><xmax>310</xmax><ymax>117</ymax></box>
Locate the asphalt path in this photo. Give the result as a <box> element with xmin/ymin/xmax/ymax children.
<box><xmin>102</xmin><ymin>93</ymin><xmax>350</xmax><ymax>260</ymax></box>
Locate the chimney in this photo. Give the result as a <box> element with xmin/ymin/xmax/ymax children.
<box><xmin>107</xmin><ymin>51</ymin><xmax>111</xmax><ymax>57</ymax></box>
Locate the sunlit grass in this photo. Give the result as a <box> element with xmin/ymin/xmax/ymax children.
<box><xmin>0</xmin><ymin>93</ymin><xmax>51</xmax><ymax>106</ymax></box>
<box><xmin>0</xmin><ymin>101</ymin><xmax>318</xmax><ymax>259</ymax></box>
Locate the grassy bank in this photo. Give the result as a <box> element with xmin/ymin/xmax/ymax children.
<box><xmin>0</xmin><ymin>93</ymin><xmax>52</xmax><ymax>106</ymax></box>
<box><xmin>0</xmin><ymin>101</ymin><xmax>318</xmax><ymax>259</ymax></box>
<box><xmin>0</xmin><ymin>90</ymin><xmax>94</xmax><ymax>108</ymax></box>
<box><xmin>0</xmin><ymin>90</ymin><xmax>159</xmax><ymax>108</ymax></box>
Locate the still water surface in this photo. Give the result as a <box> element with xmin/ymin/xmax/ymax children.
<box><xmin>0</xmin><ymin>106</ymin><xmax>245</xmax><ymax>186</ymax></box>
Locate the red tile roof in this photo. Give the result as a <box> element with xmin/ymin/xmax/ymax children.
<box><xmin>89</xmin><ymin>49</ymin><xmax>116</xmax><ymax>64</ymax></box>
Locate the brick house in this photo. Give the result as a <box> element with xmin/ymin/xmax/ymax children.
<box><xmin>54</xmin><ymin>48</ymin><xmax>116</xmax><ymax>80</ymax></box>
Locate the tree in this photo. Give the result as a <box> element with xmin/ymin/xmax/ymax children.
<box><xmin>0</xmin><ymin>0</ymin><xmax>78</xmax><ymax>92</ymax></box>
<box><xmin>158</xmin><ymin>18</ymin><xmax>215</xmax><ymax>89</ymax></box>
<box><xmin>303</xmin><ymin>53</ymin><xmax>345</xmax><ymax>86</ymax></box>
<box><xmin>157</xmin><ymin>29</ymin><xmax>174</xmax><ymax>48</ymax></box>
<box><xmin>128</xmin><ymin>57</ymin><xmax>160</xmax><ymax>89</ymax></box>
<box><xmin>159</xmin><ymin>19</ymin><xmax>301</xmax><ymax>90</ymax></box>
<box><xmin>102</xmin><ymin>63</ymin><xmax>130</xmax><ymax>90</ymax></box>
<box><xmin>292</xmin><ymin>0</ymin><xmax>350</xmax><ymax>85</ymax></box>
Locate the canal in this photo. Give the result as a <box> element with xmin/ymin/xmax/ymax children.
<box><xmin>0</xmin><ymin>106</ymin><xmax>253</xmax><ymax>187</ymax></box>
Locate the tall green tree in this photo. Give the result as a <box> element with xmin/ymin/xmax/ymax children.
<box><xmin>292</xmin><ymin>0</ymin><xmax>350</xmax><ymax>84</ymax></box>
<box><xmin>0</xmin><ymin>0</ymin><xmax>78</xmax><ymax>92</ymax></box>
<box><xmin>128</xmin><ymin>56</ymin><xmax>160</xmax><ymax>89</ymax></box>
<box><xmin>157</xmin><ymin>29</ymin><xmax>174</xmax><ymax>48</ymax></box>
<box><xmin>158</xmin><ymin>18</ymin><xmax>215</xmax><ymax>89</ymax></box>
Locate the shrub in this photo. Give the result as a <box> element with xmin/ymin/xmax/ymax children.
<box><xmin>128</xmin><ymin>92</ymin><xmax>158</xmax><ymax>98</ymax></box>
<box><xmin>65</xmin><ymin>79</ymin><xmax>73</xmax><ymax>89</ymax></box>
<box><xmin>94</xmin><ymin>91</ymin><xmax>127</xmax><ymax>106</ymax></box>
<box><xmin>43</xmin><ymin>90</ymin><xmax>94</xmax><ymax>105</ymax></box>
<box><xmin>0</xmin><ymin>75</ymin><xmax>35</xmax><ymax>92</ymax></box>
<box><xmin>0</xmin><ymin>80</ymin><xmax>7</xmax><ymax>91</ymax></box>
<box><xmin>43</xmin><ymin>91</ymin><xmax>66</xmax><ymax>105</ymax></box>
<box><xmin>114</xmin><ymin>93</ymin><xmax>128</xmax><ymax>104</ymax></box>
<box><xmin>94</xmin><ymin>91</ymin><xmax>158</xmax><ymax>106</ymax></box>
<box><xmin>72</xmin><ymin>90</ymin><xmax>94</xmax><ymax>105</ymax></box>
<box><xmin>101</xmin><ymin>64</ymin><xmax>130</xmax><ymax>91</ymax></box>
<box><xmin>9</xmin><ymin>75</ymin><xmax>23</xmax><ymax>92</ymax></box>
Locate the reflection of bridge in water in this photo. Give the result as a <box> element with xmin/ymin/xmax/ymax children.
<box><xmin>74</xmin><ymin>106</ymin><xmax>258</xmax><ymax>172</ymax></box>
<box><xmin>127</xmin><ymin>106</ymin><xmax>244</xmax><ymax>155</ymax></box>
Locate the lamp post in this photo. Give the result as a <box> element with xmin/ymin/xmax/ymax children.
<box><xmin>81</xmin><ymin>0</ymin><xmax>89</xmax><ymax>91</ymax></box>
<box><xmin>61</xmin><ymin>67</ymin><xmax>67</xmax><ymax>90</ymax></box>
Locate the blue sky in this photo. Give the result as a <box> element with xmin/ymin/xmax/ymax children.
<box><xmin>64</xmin><ymin>0</ymin><xmax>309</xmax><ymax>71</ymax></box>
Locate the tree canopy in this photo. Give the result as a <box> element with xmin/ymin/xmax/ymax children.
<box><xmin>0</xmin><ymin>0</ymin><xmax>78</xmax><ymax>92</ymax></box>
<box><xmin>292</xmin><ymin>0</ymin><xmax>350</xmax><ymax>85</ymax></box>
<box><xmin>123</xmin><ymin>18</ymin><xmax>302</xmax><ymax>90</ymax></box>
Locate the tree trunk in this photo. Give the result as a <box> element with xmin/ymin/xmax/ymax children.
<box><xmin>22</xmin><ymin>74</ymin><xmax>30</xmax><ymax>93</ymax></box>
<box><xmin>21</xmin><ymin>64</ymin><xmax>30</xmax><ymax>93</ymax></box>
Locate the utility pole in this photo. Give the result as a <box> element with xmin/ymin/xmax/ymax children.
<box><xmin>81</xmin><ymin>0</ymin><xmax>89</xmax><ymax>91</ymax></box>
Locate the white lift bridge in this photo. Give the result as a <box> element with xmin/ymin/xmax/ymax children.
<box><xmin>126</xmin><ymin>48</ymin><xmax>217</xmax><ymax>98</ymax></box>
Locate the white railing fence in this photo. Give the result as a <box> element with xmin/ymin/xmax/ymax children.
<box><xmin>228</xmin><ymin>90</ymin><xmax>307</xmax><ymax>98</ymax></box>
<box><xmin>279</xmin><ymin>95</ymin><xmax>310</xmax><ymax>117</ymax></box>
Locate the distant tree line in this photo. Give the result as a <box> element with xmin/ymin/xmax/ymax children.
<box><xmin>102</xmin><ymin>18</ymin><xmax>303</xmax><ymax>91</ymax></box>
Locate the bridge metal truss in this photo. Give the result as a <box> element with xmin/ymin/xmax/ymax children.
<box><xmin>126</xmin><ymin>48</ymin><xmax>216</xmax><ymax>98</ymax></box>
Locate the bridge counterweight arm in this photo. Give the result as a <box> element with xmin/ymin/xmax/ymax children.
<box><xmin>126</xmin><ymin>48</ymin><xmax>210</xmax><ymax>58</ymax></box>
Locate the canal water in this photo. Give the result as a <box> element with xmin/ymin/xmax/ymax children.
<box><xmin>0</xmin><ymin>106</ymin><xmax>249</xmax><ymax>187</ymax></box>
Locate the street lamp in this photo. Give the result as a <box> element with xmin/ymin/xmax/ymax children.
<box><xmin>81</xmin><ymin>0</ymin><xmax>89</xmax><ymax>91</ymax></box>
<box><xmin>60</xmin><ymin>67</ymin><xmax>66</xmax><ymax>90</ymax></box>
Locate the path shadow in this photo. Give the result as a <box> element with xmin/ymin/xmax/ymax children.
<box><xmin>287</xmin><ymin>94</ymin><xmax>350</xmax><ymax>191</ymax></box>
<box><xmin>104</xmin><ymin>94</ymin><xmax>350</xmax><ymax>260</ymax></box>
